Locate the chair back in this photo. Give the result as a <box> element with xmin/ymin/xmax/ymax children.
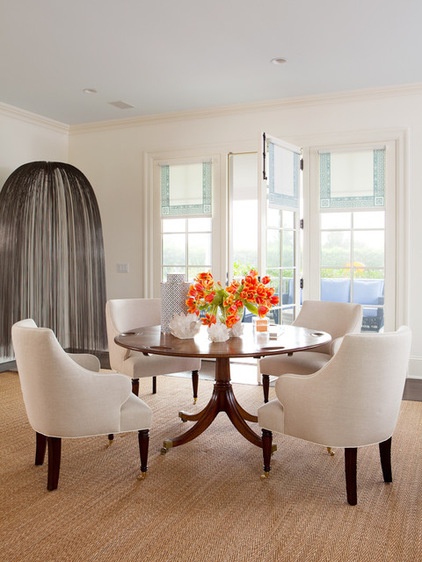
<box><xmin>12</xmin><ymin>319</ymin><xmax>63</xmax><ymax>434</ymax></box>
<box><xmin>293</xmin><ymin>300</ymin><xmax>362</xmax><ymax>355</ymax></box>
<box><xmin>279</xmin><ymin>326</ymin><xmax>412</xmax><ymax>447</ymax></box>
<box><xmin>12</xmin><ymin>319</ymin><xmax>133</xmax><ymax>438</ymax></box>
<box><xmin>106</xmin><ymin>298</ymin><xmax>161</xmax><ymax>372</ymax></box>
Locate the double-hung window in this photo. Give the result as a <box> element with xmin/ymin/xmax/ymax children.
<box><xmin>153</xmin><ymin>157</ymin><xmax>215</xmax><ymax>285</ymax></box>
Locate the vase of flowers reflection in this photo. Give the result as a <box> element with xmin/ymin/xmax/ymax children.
<box><xmin>186</xmin><ymin>270</ymin><xmax>279</xmax><ymax>342</ymax></box>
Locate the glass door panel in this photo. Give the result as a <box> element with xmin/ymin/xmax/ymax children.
<box><xmin>229</xmin><ymin>152</ymin><xmax>259</xmax><ymax>278</ymax></box>
<box><xmin>264</xmin><ymin>135</ymin><xmax>302</xmax><ymax>325</ymax></box>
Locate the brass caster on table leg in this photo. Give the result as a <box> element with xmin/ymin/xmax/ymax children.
<box><xmin>260</xmin><ymin>471</ymin><xmax>270</xmax><ymax>480</ymax></box>
<box><xmin>327</xmin><ymin>447</ymin><xmax>335</xmax><ymax>456</ymax></box>
<box><xmin>160</xmin><ymin>439</ymin><xmax>173</xmax><ymax>455</ymax></box>
<box><xmin>137</xmin><ymin>471</ymin><xmax>148</xmax><ymax>481</ymax></box>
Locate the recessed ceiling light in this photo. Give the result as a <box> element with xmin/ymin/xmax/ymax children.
<box><xmin>82</xmin><ymin>88</ymin><xmax>98</xmax><ymax>94</ymax></box>
<box><xmin>271</xmin><ymin>58</ymin><xmax>287</xmax><ymax>65</ymax></box>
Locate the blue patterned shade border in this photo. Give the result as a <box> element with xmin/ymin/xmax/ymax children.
<box><xmin>161</xmin><ymin>162</ymin><xmax>212</xmax><ymax>217</ymax></box>
<box><xmin>320</xmin><ymin>149</ymin><xmax>385</xmax><ymax>209</ymax></box>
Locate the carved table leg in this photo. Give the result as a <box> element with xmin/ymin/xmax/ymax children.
<box><xmin>163</xmin><ymin>357</ymin><xmax>262</xmax><ymax>452</ymax></box>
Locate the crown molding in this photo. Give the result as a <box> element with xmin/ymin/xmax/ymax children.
<box><xmin>69</xmin><ymin>83</ymin><xmax>422</xmax><ymax>135</ymax></box>
<box><xmin>0</xmin><ymin>102</ymin><xmax>69</xmax><ymax>134</ymax></box>
<box><xmin>3</xmin><ymin>83</ymin><xmax>422</xmax><ymax>136</ymax></box>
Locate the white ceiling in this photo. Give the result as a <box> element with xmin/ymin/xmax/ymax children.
<box><xmin>1</xmin><ymin>0</ymin><xmax>422</xmax><ymax>125</ymax></box>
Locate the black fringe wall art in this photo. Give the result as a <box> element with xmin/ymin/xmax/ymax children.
<box><xmin>0</xmin><ymin>161</ymin><xmax>107</xmax><ymax>358</ymax></box>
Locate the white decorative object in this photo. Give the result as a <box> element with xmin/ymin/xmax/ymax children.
<box><xmin>161</xmin><ymin>274</ymin><xmax>191</xmax><ymax>333</ymax></box>
<box><xmin>207</xmin><ymin>321</ymin><xmax>230</xmax><ymax>342</ymax></box>
<box><xmin>169</xmin><ymin>313</ymin><xmax>201</xmax><ymax>339</ymax></box>
<box><xmin>230</xmin><ymin>320</ymin><xmax>244</xmax><ymax>337</ymax></box>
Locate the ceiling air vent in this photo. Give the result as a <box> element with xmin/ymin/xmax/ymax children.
<box><xmin>108</xmin><ymin>100</ymin><xmax>135</xmax><ymax>110</ymax></box>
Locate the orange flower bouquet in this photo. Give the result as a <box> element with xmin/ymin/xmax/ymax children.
<box><xmin>186</xmin><ymin>269</ymin><xmax>279</xmax><ymax>329</ymax></box>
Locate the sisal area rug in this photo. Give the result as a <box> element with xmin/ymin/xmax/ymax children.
<box><xmin>1</xmin><ymin>370</ymin><xmax>422</xmax><ymax>562</ymax></box>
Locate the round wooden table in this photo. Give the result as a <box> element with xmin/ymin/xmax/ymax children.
<box><xmin>115</xmin><ymin>324</ymin><xmax>331</xmax><ymax>453</ymax></box>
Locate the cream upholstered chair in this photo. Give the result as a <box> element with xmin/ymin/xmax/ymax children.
<box><xmin>258</xmin><ymin>326</ymin><xmax>412</xmax><ymax>505</ymax></box>
<box><xmin>12</xmin><ymin>319</ymin><xmax>152</xmax><ymax>491</ymax></box>
<box><xmin>259</xmin><ymin>300</ymin><xmax>363</xmax><ymax>402</ymax></box>
<box><xmin>106</xmin><ymin>298</ymin><xmax>201</xmax><ymax>401</ymax></box>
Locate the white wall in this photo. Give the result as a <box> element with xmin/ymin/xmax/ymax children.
<box><xmin>0</xmin><ymin>103</ymin><xmax>69</xmax><ymax>186</ymax></box>
<box><xmin>1</xmin><ymin>88</ymin><xmax>422</xmax><ymax>377</ymax></box>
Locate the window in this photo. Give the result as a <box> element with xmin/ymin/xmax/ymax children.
<box><xmin>162</xmin><ymin>217</ymin><xmax>212</xmax><ymax>281</ymax></box>
<box><xmin>160</xmin><ymin>161</ymin><xmax>213</xmax><ymax>282</ymax></box>
<box><xmin>315</xmin><ymin>146</ymin><xmax>389</xmax><ymax>332</ymax></box>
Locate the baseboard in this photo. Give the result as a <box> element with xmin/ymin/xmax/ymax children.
<box><xmin>0</xmin><ymin>360</ymin><xmax>16</xmax><ymax>372</ymax></box>
<box><xmin>408</xmin><ymin>358</ymin><xmax>422</xmax><ymax>380</ymax></box>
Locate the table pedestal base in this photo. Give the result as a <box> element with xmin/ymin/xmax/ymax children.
<box><xmin>161</xmin><ymin>357</ymin><xmax>270</xmax><ymax>453</ymax></box>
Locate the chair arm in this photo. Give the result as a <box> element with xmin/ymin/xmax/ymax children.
<box><xmin>67</xmin><ymin>353</ymin><xmax>101</xmax><ymax>372</ymax></box>
<box><xmin>330</xmin><ymin>337</ymin><xmax>343</xmax><ymax>356</ymax></box>
<box><xmin>51</xmin><ymin>362</ymin><xmax>134</xmax><ymax>436</ymax></box>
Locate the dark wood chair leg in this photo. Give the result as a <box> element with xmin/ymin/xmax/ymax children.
<box><xmin>132</xmin><ymin>378</ymin><xmax>140</xmax><ymax>396</ymax></box>
<box><xmin>35</xmin><ymin>432</ymin><xmax>47</xmax><ymax>465</ymax></box>
<box><xmin>262</xmin><ymin>429</ymin><xmax>273</xmax><ymax>476</ymax></box>
<box><xmin>262</xmin><ymin>374</ymin><xmax>270</xmax><ymax>403</ymax></box>
<box><xmin>379</xmin><ymin>437</ymin><xmax>392</xmax><ymax>483</ymax></box>
<box><xmin>344</xmin><ymin>447</ymin><xmax>358</xmax><ymax>505</ymax></box>
<box><xmin>107</xmin><ymin>379</ymin><xmax>141</xmax><ymax>446</ymax></box>
<box><xmin>191</xmin><ymin>370</ymin><xmax>199</xmax><ymax>403</ymax></box>
<box><xmin>47</xmin><ymin>436</ymin><xmax>61</xmax><ymax>491</ymax></box>
<box><xmin>152</xmin><ymin>376</ymin><xmax>157</xmax><ymax>394</ymax></box>
<box><xmin>138</xmin><ymin>429</ymin><xmax>150</xmax><ymax>478</ymax></box>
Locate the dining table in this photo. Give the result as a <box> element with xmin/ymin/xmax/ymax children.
<box><xmin>114</xmin><ymin>323</ymin><xmax>331</xmax><ymax>455</ymax></box>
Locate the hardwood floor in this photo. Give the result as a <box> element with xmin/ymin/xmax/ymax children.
<box><xmin>402</xmin><ymin>378</ymin><xmax>422</xmax><ymax>401</ymax></box>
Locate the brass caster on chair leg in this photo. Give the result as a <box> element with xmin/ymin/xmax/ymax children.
<box><xmin>327</xmin><ymin>447</ymin><xmax>335</xmax><ymax>456</ymax></box>
<box><xmin>106</xmin><ymin>439</ymin><xmax>114</xmax><ymax>448</ymax></box>
<box><xmin>193</xmin><ymin>397</ymin><xmax>197</xmax><ymax>405</ymax></box>
<box><xmin>260</xmin><ymin>471</ymin><xmax>270</xmax><ymax>480</ymax></box>
<box><xmin>137</xmin><ymin>471</ymin><xmax>148</xmax><ymax>481</ymax></box>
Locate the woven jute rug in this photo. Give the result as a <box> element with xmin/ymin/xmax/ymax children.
<box><xmin>1</xmin><ymin>370</ymin><xmax>422</xmax><ymax>562</ymax></box>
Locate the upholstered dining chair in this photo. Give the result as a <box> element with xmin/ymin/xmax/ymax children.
<box><xmin>12</xmin><ymin>319</ymin><xmax>152</xmax><ymax>491</ymax></box>
<box><xmin>259</xmin><ymin>300</ymin><xmax>363</xmax><ymax>403</ymax></box>
<box><xmin>106</xmin><ymin>298</ymin><xmax>201</xmax><ymax>402</ymax></box>
<box><xmin>258</xmin><ymin>326</ymin><xmax>412</xmax><ymax>505</ymax></box>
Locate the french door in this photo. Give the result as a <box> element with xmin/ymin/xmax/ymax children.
<box><xmin>228</xmin><ymin>134</ymin><xmax>303</xmax><ymax>325</ymax></box>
